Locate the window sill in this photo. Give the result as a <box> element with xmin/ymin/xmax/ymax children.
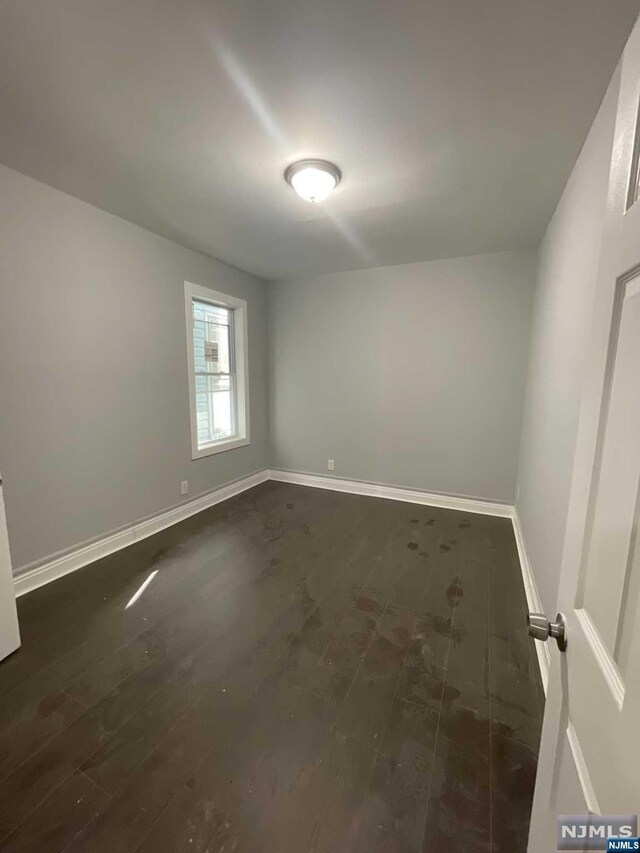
<box><xmin>192</xmin><ymin>435</ymin><xmax>250</xmax><ymax>459</ymax></box>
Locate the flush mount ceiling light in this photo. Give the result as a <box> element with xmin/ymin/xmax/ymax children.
<box><xmin>284</xmin><ymin>159</ymin><xmax>341</xmax><ymax>202</ymax></box>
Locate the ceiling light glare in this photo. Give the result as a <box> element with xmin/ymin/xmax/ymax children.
<box><xmin>284</xmin><ymin>159</ymin><xmax>341</xmax><ymax>202</ymax></box>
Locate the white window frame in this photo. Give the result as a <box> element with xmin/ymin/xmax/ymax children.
<box><xmin>185</xmin><ymin>281</ymin><xmax>250</xmax><ymax>459</ymax></box>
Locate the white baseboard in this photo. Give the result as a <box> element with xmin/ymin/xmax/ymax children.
<box><xmin>13</xmin><ymin>466</ymin><xmax>547</xmax><ymax>696</ymax></box>
<box><xmin>13</xmin><ymin>469</ymin><xmax>269</xmax><ymax>597</ymax></box>
<box><xmin>268</xmin><ymin>469</ymin><xmax>513</xmax><ymax>518</ymax></box>
<box><xmin>511</xmin><ymin>508</ymin><xmax>550</xmax><ymax>693</ymax></box>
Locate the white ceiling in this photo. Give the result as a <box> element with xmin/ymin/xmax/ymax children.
<box><xmin>1</xmin><ymin>0</ymin><xmax>638</xmax><ymax>280</ymax></box>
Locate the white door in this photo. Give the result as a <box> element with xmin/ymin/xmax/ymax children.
<box><xmin>0</xmin><ymin>472</ymin><xmax>20</xmax><ymax>662</ymax></box>
<box><xmin>528</xmin><ymin>17</ymin><xmax>640</xmax><ymax>852</ymax></box>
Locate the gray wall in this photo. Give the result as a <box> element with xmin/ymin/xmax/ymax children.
<box><xmin>269</xmin><ymin>251</ymin><xmax>536</xmax><ymax>503</ymax></box>
<box><xmin>515</xmin><ymin>71</ymin><xmax>619</xmax><ymax>615</ymax></box>
<box><xmin>0</xmin><ymin>165</ymin><xmax>269</xmax><ymax>572</ymax></box>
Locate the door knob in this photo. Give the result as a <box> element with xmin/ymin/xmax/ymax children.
<box><xmin>527</xmin><ymin>612</ymin><xmax>567</xmax><ymax>652</ymax></box>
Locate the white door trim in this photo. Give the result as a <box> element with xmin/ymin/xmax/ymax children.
<box><xmin>574</xmin><ymin>607</ymin><xmax>625</xmax><ymax>709</ymax></box>
<box><xmin>566</xmin><ymin>720</ymin><xmax>601</xmax><ymax>815</ymax></box>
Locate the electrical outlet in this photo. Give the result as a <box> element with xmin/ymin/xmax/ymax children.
<box><xmin>180</xmin><ymin>480</ymin><xmax>189</xmax><ymax>495</ymax></box>
<box><xmin>327</xmin><ymin>459</ymin><xmax>335</xmax><ymax>471</ymax></box>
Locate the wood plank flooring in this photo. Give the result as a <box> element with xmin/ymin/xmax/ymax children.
<box><xmin>0</xmin><ymin>482</ymin><xmax>544</xmax><ymax>852</ymax></box>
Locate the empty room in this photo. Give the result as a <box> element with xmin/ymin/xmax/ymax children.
<box><xmin>2</xmin><ymin>1</ymin><xmax>640</xmax><ymax>851</ymax></box>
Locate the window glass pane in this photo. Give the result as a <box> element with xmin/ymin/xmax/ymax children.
<box><xmin>195</xmin><ymin>374</ymin><xmax>234</xmax><ymax>446</ymax></box>
<box><xmin>192</xmin><ymin>300</ymin><xmax>231</xmax><ymax>375</ymax></box>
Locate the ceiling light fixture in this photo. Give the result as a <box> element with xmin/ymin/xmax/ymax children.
<box><xmin>284</xmin><ymin>159</ymin><xmax>341</xmax><ymax>202</ymax></box>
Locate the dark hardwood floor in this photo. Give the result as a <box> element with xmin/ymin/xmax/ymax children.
<box><xmin>0</xmin><ymin>481</ymin><xmax>544</xmax><ymax>852</ymax></box>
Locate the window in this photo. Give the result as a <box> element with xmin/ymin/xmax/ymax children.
<box><xmin>185</xmin><ymin>282</ymin><xmax>249</xmax><ymax>458</ymax></box>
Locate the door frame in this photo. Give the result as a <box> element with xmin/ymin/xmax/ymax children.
<box><xmin>528</xmin><ymin>19</ymin><xmax>640</xmax><ymax>846</ymax></box>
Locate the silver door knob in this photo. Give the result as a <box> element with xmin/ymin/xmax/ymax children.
<box><xmin>527</xmin><ymin>612</ymin><xmax>567</xmax><ymax>652</ymax></box>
